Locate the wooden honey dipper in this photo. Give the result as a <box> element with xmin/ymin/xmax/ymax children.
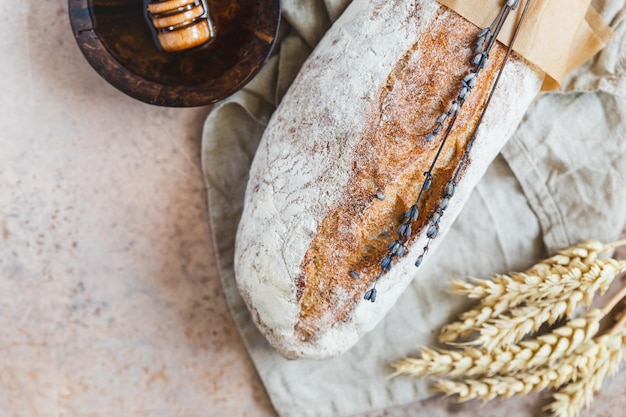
<box><xmin>146</xmin><ymin>0</ymin><xmax>214</xmax><ymax>52</ymax></box>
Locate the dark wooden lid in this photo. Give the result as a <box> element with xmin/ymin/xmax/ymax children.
<box><xmin>69</xmin><ymin>0</ymin><xmax>281</xmax><ymax>107</ymax></box>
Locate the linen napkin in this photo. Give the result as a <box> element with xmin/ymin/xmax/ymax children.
<box><xmin>201</xmin><ymin>1</ymin><xmax>626</xmax><ymax>416</ymax></box>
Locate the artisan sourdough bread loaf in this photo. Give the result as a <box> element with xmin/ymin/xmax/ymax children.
<box><xmin>234</xmin><ymin>0</ymin><xmax>543</xmax><ymax>359</ymax></box>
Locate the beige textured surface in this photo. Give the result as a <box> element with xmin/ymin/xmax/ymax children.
<box><xmin>1</xmin><ymin>1</ymin><xmax>625</xmax><ymax>417</ymax></box>
<box><xmin>0</xmin><ymin>0</ymin><xmax>272</xmax><ymax>415</ymax></box>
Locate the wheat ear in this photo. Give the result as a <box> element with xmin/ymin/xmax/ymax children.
<box><xmin>450</xmin><ymin>240</ymin><xmax>604</xmax><ymax>301</ymax></box>
<box><xmin>546</xmin><ymin>316</ymin><xmax>626</xmax><ymax>417</ymax></box>
<box><xmin>438</xmin><ymin>302</ymin><xmax>508</xmax><ymax>343</ymax></box>
<box><xmin>451</xmin><ymin>240</ymin><xmax>605</xmax><ymax>301</ymax></box>
<box><xmin>440</xmin><ymin>256</ymin><xmax>624</xmax><ymax>346</ymax></box>
<box><xmin>397</xmin><ymin>239</ymin><xmax>626</xmax><ymax>417</ymax></box>
<box><xmin>434</xmin><ymin>301</ymin><xmax>626</xmax><ymax>408</ymax></box>
<box><xmin>434</xmin><ymin>332</ymin><xmax>622</xmax><ymax>403</ymax></box>
<box><xmin>469</xmin><ymin>292</ymin><xmax>582</xmax><ymax>350</ymax></box>
<box><xmin>393</xmin><ymin>310</ymin><xmax>601</xmax><ymax>378</ymax></box>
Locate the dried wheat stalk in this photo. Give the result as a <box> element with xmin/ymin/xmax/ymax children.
<box><xmin>470</xmin><ymin>291</ymin><xmax>581</xmax><ymax>350</ymax></box>
<box><xmin>472</xmin><ymin>273</ymin><xmax>626</xmax><ymax>350</ymax></box>
<box><xmin>450</xmin><ymin>240</ymin><xmax>603</xmax><ymax>301</ymax></box>
<box><xmin>438</xmin><ymin>302</ymin><xmax>507</xmax><ymax>343</ymax></box>
<box><xmin>439</xmin><ymin>241</ymin><xmax>625</xmax><ymax>345</ymax></box>
<box><xmin>546</xmin><ymin>313</ymin><xmax>626</xmax><ymax>417</ymax></box>
<box><xmin>433</xmin><ymin>332</ymin><xmax>623</xmax><ymax>402</ymax></box>
<box><xmin>393</xmin><ymin>310</ymin><xmax>601</xmax><ymax>378</ymax></box>
<box><xmin>394</xmin><ymin>239</ymin><xmax>626</xmax><ymax>417</ymax></box>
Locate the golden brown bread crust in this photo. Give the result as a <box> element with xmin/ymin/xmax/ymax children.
<box><xmin>234</xmin><ymin>0</ymin><xmax>543</xmax><ymax>359</ymax></box>
<box><xmin>296</xmin><ymin>8</ymin><xmax>508</xmax><ymax>340</ymax></box>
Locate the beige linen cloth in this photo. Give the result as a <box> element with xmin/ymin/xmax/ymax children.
<box><xmin>201</xmin><ymin>1</ymin><xmax>626</xmax><ymax>416</ymax></box>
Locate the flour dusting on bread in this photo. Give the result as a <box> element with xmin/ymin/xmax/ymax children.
<box><xmin>235</xmin><ymin>0</ymin><xmax>543</xmax><ymax>359</ymax></box>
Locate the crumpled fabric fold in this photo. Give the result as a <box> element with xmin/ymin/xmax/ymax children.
<box><xmin>201</xmin><ymin>1</ymin><xmax>626</xmax><ymax>416</ymax></box>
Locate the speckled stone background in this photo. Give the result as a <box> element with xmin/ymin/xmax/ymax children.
<box><xmin>0</xmin><ymin>0</ymin><xmax>624</xmax><ymax>416</ymax></box>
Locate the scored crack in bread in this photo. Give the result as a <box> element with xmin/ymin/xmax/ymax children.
<box><xmin>234</xmin><ymin>0</ymin><xmax>544</xmax><ymax>359</ymax></box>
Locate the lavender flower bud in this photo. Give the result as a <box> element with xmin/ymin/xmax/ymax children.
<box><xmin>473</xmin><ymin>53</ymin><xmax>487</xmax><ymax>69</ymax></box>
<box><xmin>478</xmin><ymin>27</ymin><xmax>490</xmax><ymax>38</ymax></box>
<box><xmin>389</xmin><ymin>241</ymin><xmax>403</xmax><ymax>255</ymax></box>
<box><xmin>364</xmin><ymin>288</ymin><xmax>377</xmax><ymax>302</ymax></box>
<box><xmin>403</xmin><ymin>223</ymin><xmax>412</xmax><ymax>239</ymax></box>
<box><xmin>426</xmin><ymin>223</ymin><xmax>439</xmax><ymax>239</ymax></box>
<box><xmin>448</xmin><ymin>101</ymin><xmax>459</xmax><ymax>115</ymax></box>
<box><xmin>458</xmin><ymin>86</ymin><xmax>469</xmax><ymax>100</ymax></box>
<box><xmin>381</xmin><ymin>255</ymin><xmax>392</xmax><ymax>270</ymax></box>
<box><xmin>463</xmin><ymin>72</ymin><xmax>477</xmax><ymax>88</ymax></box>
<box><xmin>423</xmin><ymin>173</ymin><xmax>432</xmax><ymax>190</ymax></box>
<box><xmin>444</xmin><ymin>181</ymin><xmax>456</xmax><ymax>197</ymax></box>
<box><xmin>398</xmin><ymin>223</ymin><xmax>408</xmax><ymax>238</ymax></box>
<box><xmin>405</xmin><ymin>205</ymin><xmax>418</xmax><ymax>222</ymax></box>
<box><xmin>474</xmin><ymin>39</ymin><xmax>485</xmax><ymax>53</ymax></box>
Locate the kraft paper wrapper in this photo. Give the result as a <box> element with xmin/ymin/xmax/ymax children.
<box><xmin>439</xmin><ymin>0</ymin><xmax>615</xmax><ymax>90</ymax></box>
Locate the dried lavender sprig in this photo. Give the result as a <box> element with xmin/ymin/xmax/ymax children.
<box><xmin>450</xmin><ymin>0</ymin><xmax>527</xmax><ymax>188</ymax></box>
<box><xmin>426</xmin><ymin>0</ymin><xmax>529</xmax><ymax>278</ymax></box>
<box><xmin>363</xmin><ymin>0</ymin><xmax>524</xmax><ymax>303</ymax></box>
<box><xmin>363</xmin><ymin>0</ymin><xmax>524</xmax><ymax>302</ymax></box>
<box><xmin>406</xmin><ymin>0</ymin><xmax>522</xmax><ymax>240</ymax></box>
<box><xmin>365</xmin><ymin>115</ymin><xmax>458</xmax><ymax>303</ymax></box>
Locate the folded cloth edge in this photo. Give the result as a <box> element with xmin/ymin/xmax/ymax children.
<box><xmin>438</xmin><ymin>0</ymin><xmax>614</xmax><ymax>90</ymax></box>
